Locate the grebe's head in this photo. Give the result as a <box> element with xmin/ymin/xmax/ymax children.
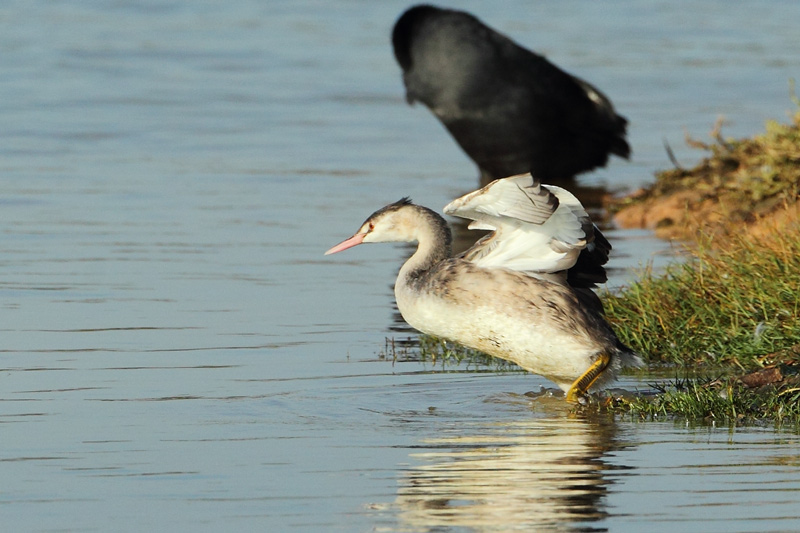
<box><xmin>325</xmin><ymin>198</ymin><xmax>418</xmax><ymax>255</ymax></box>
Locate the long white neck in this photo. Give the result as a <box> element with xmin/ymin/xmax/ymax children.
<box><xmin>396</xmin><ymin>205</ymin><xmax>452</xmax><ymax>291</ymax></box>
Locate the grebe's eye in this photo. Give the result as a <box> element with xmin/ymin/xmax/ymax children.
<box><xmin>368</xmin><ymin>222</ymin><xmax>375</xmax><ymax>231</ymax></box>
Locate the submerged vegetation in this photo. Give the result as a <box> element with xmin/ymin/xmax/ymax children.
<box><xmin>608</xmin><ymin>368</ymin><xmax>800</xmax><ymax>427</ymax></box>
<box><xmin>382</xmin><ymin>335</ymin><xmax>520</xmax><ymax>372</ymax></box>
<box><xmin>394</xmin><ymin>103</ymin><xmax>800</xmax><ymax>429</ymax></box>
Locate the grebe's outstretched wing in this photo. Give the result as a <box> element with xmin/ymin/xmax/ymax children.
<box><xmin>444</xmin><ymin>173</ymin><xmax>604</xmax><ymax>281</ymax></box>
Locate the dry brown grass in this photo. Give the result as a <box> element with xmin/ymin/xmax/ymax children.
<box><xmin>612</xmin><ymin>109</ymin><xmax>800</xmax><ymax>240</ymax></box>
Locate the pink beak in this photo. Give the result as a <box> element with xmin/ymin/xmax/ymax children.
<box><xmin>325</xmin><ymin>232</ymin><xmax>366</xmax><ymax>255</ymax></box>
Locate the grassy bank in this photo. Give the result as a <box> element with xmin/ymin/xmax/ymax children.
<box><xmin>602</xmin><ymin>103</ymin><xmax>800</xmax><ymax>427</ymax></box>
<box><xmin>603</xmin><ymin>230</ymin><xmax>800</xmax><ymax>370</ymax></box>
<box><xmin>602</xmin><ymin>229</ymin><xmax>800</xmax><ymax>427</ymax></box>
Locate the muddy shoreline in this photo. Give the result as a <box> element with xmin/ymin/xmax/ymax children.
<box><xmin>608</xmin><ymin>111</ymin><xmax>800</xmax><ymax>241</ymax></box>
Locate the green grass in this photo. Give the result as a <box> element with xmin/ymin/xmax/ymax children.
<box><xmin>605</xmin><ymin>371</ymin><xmax>800</xmax><ymax>428</ymax></box>
<box><xmin>598</xmin><ymin>228</ymin><xmax>800</xmax><ymax>428</ymax></box>
<box><xmin>602</xmin><ymin>230</ymin><xmax>800</xmax><ymax>371</ymax></box>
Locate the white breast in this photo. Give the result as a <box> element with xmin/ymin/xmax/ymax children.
<box><xmin>395</xmin><ymin>280</ymin><xmax>599</xmax><ymax>391</ymax></box>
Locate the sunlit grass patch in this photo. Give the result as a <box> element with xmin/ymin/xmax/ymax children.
<box><xmin>603</xmin><ymin>229</ymin><xmax>800</xmax><ymax>370</ymax></box>
<box><xmin>598</xmin><ymin>224</ymin><xmax>800</xmax><ymax>427</ymax></box>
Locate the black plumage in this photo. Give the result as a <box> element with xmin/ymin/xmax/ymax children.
<box><xmin>392</xmin><ymin>4</ymin><xmax>630</xmax><ymax>185</ymax></box>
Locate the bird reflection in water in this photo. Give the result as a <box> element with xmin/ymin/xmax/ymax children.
<box><xmin>389</xmin><ymin>399</ymin><xmax>627</xmax><ymax>531</ymax></box>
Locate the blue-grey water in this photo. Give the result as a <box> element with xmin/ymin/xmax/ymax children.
<box><xmin>2</xmin><ymin>1</ymin><xmax>800</xmax><ymax>531</ymax></box>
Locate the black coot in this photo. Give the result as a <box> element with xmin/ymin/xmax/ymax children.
<box><xmin>392</xmin><ymin>4</ymin><xmax>630</xmax><ymax>185</ymax></box>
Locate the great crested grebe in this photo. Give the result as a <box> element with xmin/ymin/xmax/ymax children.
<box><xmin>326</xmin><ymin>174</ymin><xmax>640</xmax><ymax>401</ymax></box>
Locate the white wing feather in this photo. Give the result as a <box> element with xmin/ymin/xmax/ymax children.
<box><xmin>443</xmin><ymin>173</ymin><xmax>593</xmax><ymax>275</ymax></box>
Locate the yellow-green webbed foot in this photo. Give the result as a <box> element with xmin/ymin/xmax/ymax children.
<box><xmin>566</xmin><ymin>352</ymin><xmax>611</xmax><ymax>403</ymax></box>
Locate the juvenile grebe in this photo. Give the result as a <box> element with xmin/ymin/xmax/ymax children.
<box><xmin>326</xmin><ymin>174</ymin><xmax>640</xmax><ymax>401</ymax></box>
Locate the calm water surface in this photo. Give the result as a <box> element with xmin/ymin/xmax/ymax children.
<box><xmin>2</xmin><ymin>1</ymin><xmax>800</xmax><ymax>531</ymax></box>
